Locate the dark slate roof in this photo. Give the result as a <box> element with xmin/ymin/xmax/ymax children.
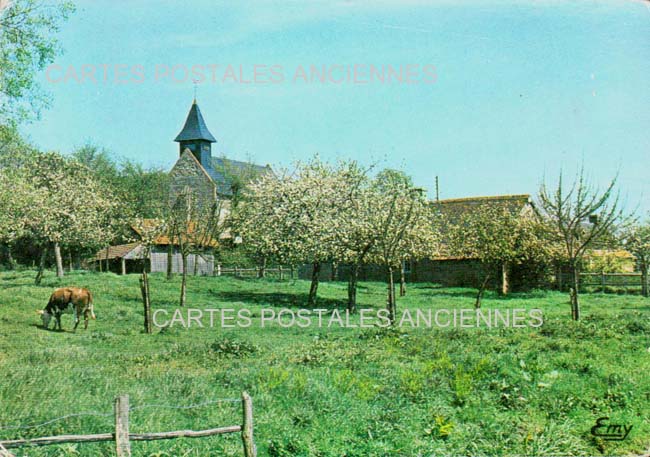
<box><xmin>174</xmin><ymin>101</ymin><xmax>217</xmax><ymax>143</ymax></box>
<box><xmin>205</xmin><ymin>157</ymin><xmax>273</xmax><ymax>197</ymax></box>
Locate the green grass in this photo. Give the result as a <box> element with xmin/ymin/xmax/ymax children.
<box><xmin>1</xmin><ymin>270</ymin><xmax>649</xmax><ymax>456</ymax></box>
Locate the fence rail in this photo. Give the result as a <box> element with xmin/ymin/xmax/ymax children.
<box><xmin>216</xmin><ymin>264</ymin><xmax>295</xmax><ymax>280</ymax></box>
<box><xmin>0</xmin><ymin>392</ymin><xmax>256</xmax><ymax>457</ymax></box>
<box><xmin>580</xmin><ymin>272</ymin><xmax>643</xmax><ymax>289</ymax></box>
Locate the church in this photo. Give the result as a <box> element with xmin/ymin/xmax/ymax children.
<box><xmin>169</xmin><ymin>98</ymin><xmax>272</xmax><ymax>207</ymax></box>
<box><xmin>94</xmin><ymin>99</ymin><xmax>272</xmax><ymax>275</ymax></box>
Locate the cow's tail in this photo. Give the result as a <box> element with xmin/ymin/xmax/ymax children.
<box><xmin>88</xmin><ymin>290</ymin><xmax>96</xmax><ymax>319</ymax></box>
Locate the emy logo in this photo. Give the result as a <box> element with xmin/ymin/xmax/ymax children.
<box><xmin>590</xmin><ymin>417</ymin><xmax>633</xmax><ymax>441</ymax></box>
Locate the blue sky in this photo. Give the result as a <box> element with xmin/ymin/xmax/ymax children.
<box><xmin>22</xmin><ymin>0</ymin><xmax>650</xmax><ymax>214</ymax></box>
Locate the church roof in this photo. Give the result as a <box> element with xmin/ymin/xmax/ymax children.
<box><xmin>174</xmin><ymin>100</ymin><xmax>217</xmax><ymax>143</ymax></box>
<box><xmin>206</xmin><ymin>157</ymin><xmax>273</xmax><ymax>196</ymax></box>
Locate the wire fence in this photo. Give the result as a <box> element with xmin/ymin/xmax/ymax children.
<box><xmin>0</xmin><ymin>393</ymin><xmax>256</xmax><ymax>457</ymax></box>
<box><xmin>0</xmin><ymin>398</ymin><xmax>242</xmax><ymax>432</ymax></box>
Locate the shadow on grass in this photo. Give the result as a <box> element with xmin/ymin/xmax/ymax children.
<box><xmin>210</xmin><ymin>290</ymin><xmax>345</xmax><ymax>309</ymax></box>
<box><xmin>621</xmin><ymin>305</ymin><xmax>650</xmax><ymax>311</ymax></box>
<box><xmin>31</xmin><ymin>323</ymin><xmax>77</xmax><ymax>333</ymax></box>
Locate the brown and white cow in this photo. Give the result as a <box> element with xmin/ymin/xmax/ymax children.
<box><xmin>37</xmin><ymin>287</ymin><xmax>96</xmax><ymax>331</ymax></box>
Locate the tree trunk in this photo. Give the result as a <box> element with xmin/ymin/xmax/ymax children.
<box><xmin>180</xmin><ymin>253</ymin><xmax>188</xmax><ymax>307</ymax></box>
<box><xmin>53</xmin><ymin>242</ymin><xmax>64</xmax><ymax>278</ymax></box>
<box><xmin>308</xmin><ymin>262</ymin><xmax>320</xmax><ymax>307</ymax></box>
<box><xmin>193</xmin><ymin>254</ymin><xmax>199</xmax><ymax>276</ymax></box>
<box><xmin>399</xmin><ymin>262</ymin><xmax>406</xmax><ymax>297</ymax></box>
<box><xmin>1</xmin><ymin>243</ymin><xmax>16</xmax><ymax>270</ymax></box>
<box><xmin>555</xmin><ymin>263</ymin><xmax>563</xmax><ymax>291</ymax></box>
<box><xmin>500</xmin><ymin>262</ymin><xmax>510</xmax><ymax>295</ymax></box>
<box><xmin>569</xmin><ymin>262</ymin><xmax>580</xmax><ymax>320</ymax></box>
<box><xmin>35</xmin><ymin>247</ymin><xmax>47</xmax><ymax>285</ymax></box>
<box><xmin>166</xmin><ymin>244</ymin><xmax>173</xmax><ymax>279</ymax></box>
<box><xmin>387</xmin><ymin>266</ymin><xmax>396</xmax><ymax>324</ymax></box>
<box><xmin>290</xmin><ymin>265</ymin><xmax>295</xmax><ymax>280</ymax></box>
<box><xmin>641</xmin><ymin>264</ymin><xmax>648</xmax><ymax>298</ymax></box>
<box><xmin>347</xmin><ymin>263</ymin><xmax>360</xmax><ymax>313</ymax></box>
<box><xmin>259</xmin><ymin>257</ymin><xmax>267</xmax><ymax>278</ymax></box>
<box><xmin>331</xmin><ymin>262</ymin><xmax>338</xmax><ymax>281</ymax></box>
<box><xmin>475</xmin><ymin>273</ymin><xmax>491</xmax><ymax>309</ymax></box>
<box><xmin>68</xmin><ymin>251</ymin><xmax>73</xmax><ymax>273</ymax></box>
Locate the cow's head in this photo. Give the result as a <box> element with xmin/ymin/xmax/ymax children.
<box><xmin>37</xmin><ymin>309</ymin><xmax>51</xmax><ymax>328</ymax></box>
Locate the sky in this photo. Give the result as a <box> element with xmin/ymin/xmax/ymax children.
<box><xmin>21</xmin><ymin>0</ymin><xmax>650</xmax><ymax>215</ymax></box>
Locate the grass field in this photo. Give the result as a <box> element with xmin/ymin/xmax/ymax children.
<box><xmin>0</xmin><ymin>270</ymin><xmax>649</xmax><ymax>456</ymax></box>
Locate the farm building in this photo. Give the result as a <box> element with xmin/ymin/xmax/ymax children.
<box><xmin>299</xmin><ymin>194</ymin><xmax>543</xmax><ymax>291</ymax></box>
<box><xmin>93</xmin><ymin>99</ymin><xmax>271</xmax><ymax>275</ymax></box>
<box><xmin>93</xmin><ymin>223</ymin><xmax>217</xmax><ymax>275</ymax></box>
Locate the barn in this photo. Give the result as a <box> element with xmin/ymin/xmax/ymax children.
<box><xmin>299</xmin><ymin>194</ymin><xmax>543</xmax><ymax>291</ymax></box>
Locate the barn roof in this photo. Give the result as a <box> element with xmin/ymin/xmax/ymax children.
<box><xmin>174</xmin><ymin>100</ymin><xmax>217</xmax><ymax>143</ymax></box>
<box><xmin>432</xmin><ymin>194</ymin><xmax>533</xmax><ymax>261</ymax></box>
<box><xmin>94</xmin><ymin>243</ymin><xmax>142</xmax><ymax>261</ymax></box>
<box><xmin>434</xmin><ymin>194</ymin><xmax>532</xmax><ymax>224</ymax></box>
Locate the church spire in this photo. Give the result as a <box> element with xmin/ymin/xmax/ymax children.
<box><xmin>174</xmin><ymin>100</ymin><xmax>217</xmax><ymax>143</ymax></box>
<box><xmin>174</xmin><ymin>100</ymin><xmax>216</xmax><ymax>167</ymax></box>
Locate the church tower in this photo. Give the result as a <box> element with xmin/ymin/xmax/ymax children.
<box><xmin>173</xmin><ymin>99</ymin><xmax>217</xmax><ymax>168</ymax></box>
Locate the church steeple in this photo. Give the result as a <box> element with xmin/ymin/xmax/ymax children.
<box><xmin>174</xmin><ymin>100</ymin><xmax>216</xmax><ymax>167</ymax></box>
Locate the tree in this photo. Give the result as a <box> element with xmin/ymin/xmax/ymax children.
<box><xmin>366</xmin><ymin>171</ymin><xmax>439</xmax><ymax>324</ymax></box>
<box><xmin>132</xmin><ymin>217</ymin><xmax>167</xmax><ymax>333</ymax></box>
<box><xmin>118</xmin><ymin>160</ymin><xmax>171</xmax><ymax>219</ymax></box>
<box><xmin>447</xmin><ymin>204</ymin><xmax>550</xmax><ymax>308</ymax></box>
<box><xmin>71</xmin><ymin>143</ymin><xmax>171</xmax><ymax>220</ymax></box>
<box><xmin>14</xmin><ymin>151</ymin><xmax>119</xmax><ymax>283</ymax></box>
<box><xmin>168</xmin><ymin>187</ymin><xmax>225</xmax><ymax>307</ymax></box>
<box><xmin>537</xmin><ymin>168</ymin><xmax>630</xmax><ymax>320</ymax></box>
<box><xmin>327</xmin><ymin>162</ymin><xmax>377</xmax><ymax>312</ymax></box>
<box><xmin>233</xmin><ymin>159</ymin><xmax>341</xmax><ymax>306</ymax></box>
<box><xmin>0</xmin><ymin>164</ymin><xmax>37</xmax><ymax>266</ymax></box>
<box><xmin>621</xmin><ymin>222</ymin><xmax>650</xmax><ymax>297</ymax></box>
<box><xmin>0</xmin><ymin>0</ymin><xmax>75</xmax><ymax>124</ymax></box>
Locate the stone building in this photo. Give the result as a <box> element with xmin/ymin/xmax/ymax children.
<box><xmin>169</xmin><ymin>99</ymin><xmax>273</xmax><ymax>207</ymax></box>
<box><xmin>94</xmin><ymin>99</ymin><xmax>271</xmax><ymax>275</ymax></box>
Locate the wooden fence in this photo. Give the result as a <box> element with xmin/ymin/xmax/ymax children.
<box><xmin>580</xmin><ymin>272</ymin><xmax>645</xmax><ymax>293</ymax></box>
<box><xmin>0</xmin><ymin>392</ymin><xmax>256</xmax><ymax>457</ymax></box>
<box><xmin>216</xmin><ymin>264</ymin><xmax>295</xmax><ymax>280</ymax></box>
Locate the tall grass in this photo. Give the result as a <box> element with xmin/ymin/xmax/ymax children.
<box><xmin>0</xmin><ymin>270</ymin><xmax>648</xmax><ymax>456</ymax></box>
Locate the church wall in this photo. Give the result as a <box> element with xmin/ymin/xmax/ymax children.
<box><xmin>168</xmin><ymin>151</ymin><xmax>216</xmax><ymax>207</ymax></box>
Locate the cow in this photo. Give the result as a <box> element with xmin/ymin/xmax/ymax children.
<box><xmin>37</xmin><ymin>287</ymin><xmax>96</xmax><ymax>331</ymax></box>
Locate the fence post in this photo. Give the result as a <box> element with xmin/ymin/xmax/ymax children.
<box><xmin>139</xmin><ymin>272</ymin><xmax>152</xmax><ymax>334</ymax></box>
<box><xmin>279</xmin><ymin>265</ymin><xmax>283</xmax><ymax>281</ymax></box>
<box><xmin>601</xmin><ymin>271</ymin><xmax>605</xmax><ymax>293</ymax></box>
<box><xmin>114</xmin><ymin>395</ymin><xmax>131</xmax><ymax>457</ymax></box>
<box><xmin>0</xmin><ymin>443</ymin><xmax>14</xmax><ymax>457</ymax></box>
<box><xmin>217</xmin><ymin>263</ymin><xmax>222</xmax><ymax>276</ymax></box>
<box><xmin>241</xmin><ymin>392</ymin><xmax>256</xmax><ymax>457</ymax></box>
